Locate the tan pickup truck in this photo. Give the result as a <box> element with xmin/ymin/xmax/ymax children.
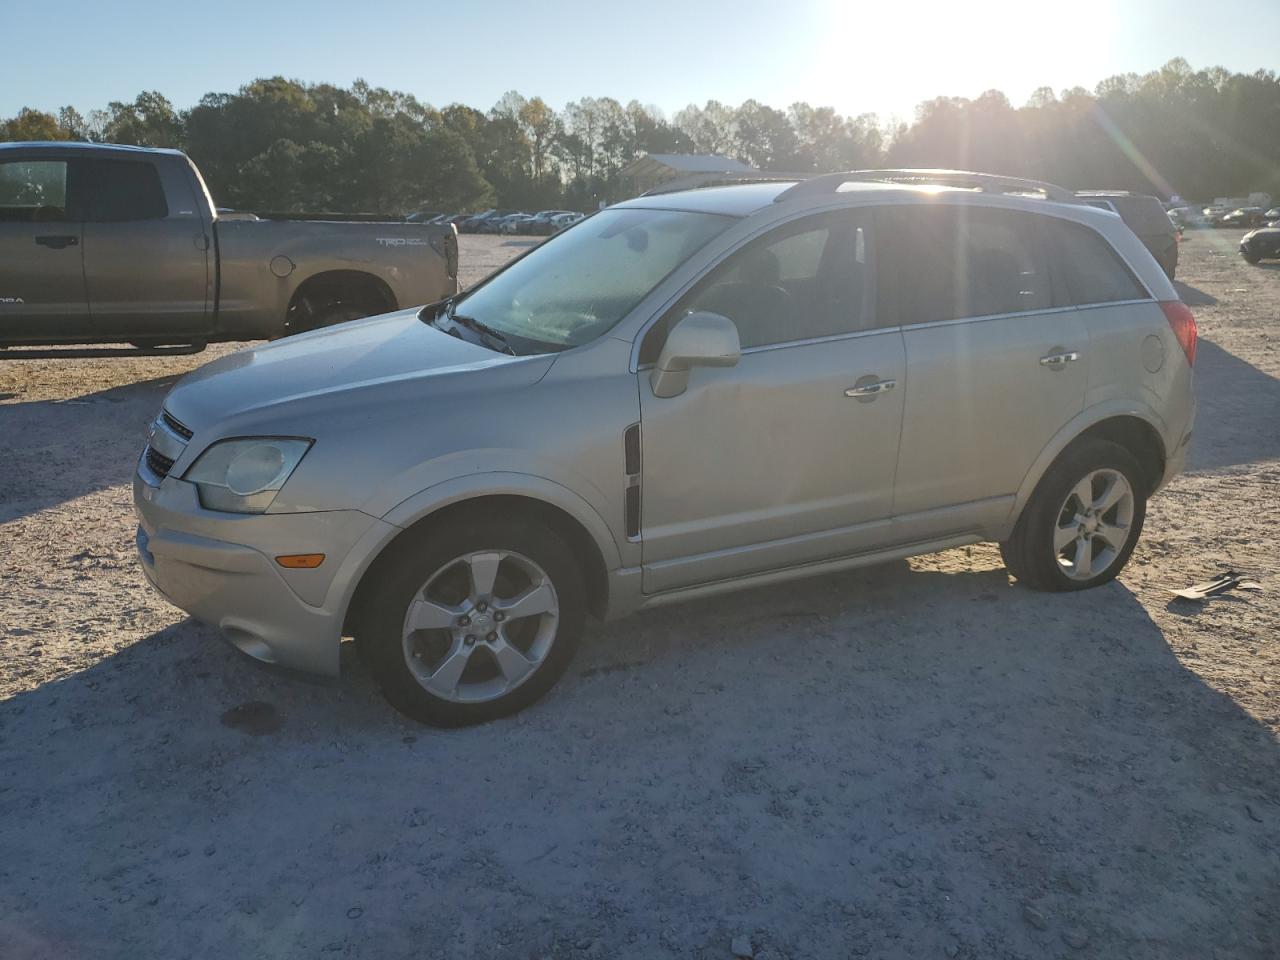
<box><xmin>0</xmin><ymin>142</ymin><xmax>458</xmax><ymax>351</ymax></box>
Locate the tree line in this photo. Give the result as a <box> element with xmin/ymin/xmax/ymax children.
<box><xmin>2</xmin><ymin>59</ymin><xmax>1276</xmax><ymax>214</ymax></box>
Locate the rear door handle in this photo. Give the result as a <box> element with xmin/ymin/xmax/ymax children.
<box><xmin>1039</xmin><ymin>351</ymin><xmax>1079</xmax><ymax>368</ymax></box>
<box><xmin>35</xmin><ymin>235</ymin><xmax>78</xmax><ymax>249</ymax></box>
<box><xmin>845</xmin><ymin>378</ymin><xmax>897</xmax><ymax>399</ymax></box>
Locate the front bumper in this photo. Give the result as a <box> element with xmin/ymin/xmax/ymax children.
<box><xmin>133</xmin><ymin>472</ymin><xmax>399</xmax><ymax>676</ymax></box>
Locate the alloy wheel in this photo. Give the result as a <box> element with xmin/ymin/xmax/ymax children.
<box><xmin>1053</xmin><ymin>468</ymin><xmax>1136</xmax><ymax>581</ymax></box>
<box><xmin>401</xmin><ymin>550</ymin><xmax>559</xmax><ymax>703</ymax></box>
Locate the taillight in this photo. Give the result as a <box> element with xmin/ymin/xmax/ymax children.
<box><xmin>1161</xmin><ymin>301</ymin><xmax>1197</xmax><ymax>366</ymax></box>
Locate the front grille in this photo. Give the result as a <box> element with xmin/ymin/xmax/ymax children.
<box><xmin>161</xmin><ymin>411</ymin><xmax>193</xmax><ymax>440</ymax></box>
<box><xmin>145</xmin><ymin>446</ymin><xmax>175</xmax><ymax>479</ymax></box>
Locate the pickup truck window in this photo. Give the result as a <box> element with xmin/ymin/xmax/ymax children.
<box><xmin>80</xmin><ymin>159</ymin><xmax>168</xmax><ymax>222</ymax></box>
<box><xmin>0</xmin><ymin>160</ymin><xmax>68</xmax><ymax>222</ymax></box>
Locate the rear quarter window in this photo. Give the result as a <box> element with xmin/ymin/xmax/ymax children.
<box><xmin>1045</xmin><ymin>219</ymin><xmax>1148</xmax><ymax>306</ymax></box>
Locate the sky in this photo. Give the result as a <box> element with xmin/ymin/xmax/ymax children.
<box><xmin>2</xmin><ymin>0</ymin><xmax>1278</xmax><ymax>124</ymax></box>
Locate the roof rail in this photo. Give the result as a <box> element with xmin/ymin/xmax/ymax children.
<box><xmin>773</xmin><ymin>168</ymin><xmax>1081</xmax><ymax>205</ymax></box>
<box><xmin>640</xmin><ymin>173</ymin><xmax>802</xmax><ymax>197</ymax></box>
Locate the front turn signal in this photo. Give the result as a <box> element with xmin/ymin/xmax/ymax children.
<box><xmin>275</xmin><ymin>553</ymin><xmax>325</xmax><ymax>569</ymax></box>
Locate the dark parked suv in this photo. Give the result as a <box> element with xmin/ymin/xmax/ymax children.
<box><xmin>1076</xmin><ymin>191</ymin><xmax>1179</xmax><ymax>279</ymax></box>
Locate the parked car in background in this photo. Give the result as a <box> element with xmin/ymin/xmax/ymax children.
<box><xmin>1220</xmin><ymin>207</ymin><xmax>1268</xmax><ymax>229</ymax></box>
<box><xmin>482</xmin><ymin>212</ymin><xmax>526</xmax><ymax>234</ymax></box>
<box><xmin>1239</xmin><ymin>226</ymin><xmax>1280</xmax><ymax>263</ymax></box>
<box><xmin>134</xmin><ymin>168</ymin><xmax>1195</xmax><ymax>725</ymax></box>
<box><xmin>1168</xmin><ymin>206</ymin><xmax>1208</xmax><ymax>229</ymax></box>
<box><xmin>459</xmin><ymin>210</ymin><xmax>512</xmax><ymax>233</ymax></box>
<box><xmin>1075</xmin><ymin>191</ymin><xmax>1179</xmax><ymax>279</ymax></box>
<box><xmin>550</xmin><ymin>212</ymin><xmax>586</xmax><ymax>232</ymax></box>
<box><xmin>1264</xmin><ymin>207</ymin><xmax>1280</xmax><ymax>222</ymax></box>
<box><xmin>498</xmin><ymin>214</ymin><xmax>536</xmax><ymax>234</ymax></box>
<box><xmin>405</xmin><ymin>209</ymin><xmax>443</xmax><ymax>223</ymax></box>
<box><xmin>0</xmin><ymin>142</ymin><xmax>458</xmax><ymax>350</ymax></box>
<box><xmin>521</xmin><ymin>210</ymin><xmax>576</xmax><ymax>235</ymax></box>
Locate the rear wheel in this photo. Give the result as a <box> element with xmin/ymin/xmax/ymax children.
<box><xmin>359</xmin><ymin>514</ymin><xmax>586</xmax><ymax>726</ymax></box>
<box><xmin>1000</xmin><ymin>439</ymin><xmax>1146</xmax><ymax>591</ymax></box>
<box><xmin>1242</xmin><ymin>250</ymin><xmax>1262</xmax><ymax>265</ymax></box>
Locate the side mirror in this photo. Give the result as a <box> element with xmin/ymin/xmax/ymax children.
<box><xmin>649</xmin><ymin>311</ymin><xmax>741</xmax><ymax>398</ymax></box>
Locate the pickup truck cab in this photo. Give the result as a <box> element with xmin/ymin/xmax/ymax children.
<box><xmin>0</xmin><ymin>142</ymin><xmax>458</xmax><ymax>348</ymax></box>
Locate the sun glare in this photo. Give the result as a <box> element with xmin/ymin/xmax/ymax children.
<box><xmin>811</xmin><ymin>0</ymin><xmax>1115</xmax><ymax>119</ymax></box>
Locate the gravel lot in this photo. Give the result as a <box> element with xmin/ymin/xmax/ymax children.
<box><xmin>2</xmin><ymin>233</ymin><xmax>1277</xmax><ymax>959</ymax></box>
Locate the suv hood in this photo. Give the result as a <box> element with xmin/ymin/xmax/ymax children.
<box><xmin>163</xmin><ymin>307</ymin><xmax>554</xmax><ymax>434</ymax></box>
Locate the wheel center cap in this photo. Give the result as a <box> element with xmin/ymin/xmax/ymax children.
<box><xmin>1082</xmin><ymin>514</ymin><xmax>1099</xmax><ymax>535</ymax></box>
<box><xmin>472</xmin><ymin>610</ymin><xmax>493</xmax><ymax>630</ymax></box>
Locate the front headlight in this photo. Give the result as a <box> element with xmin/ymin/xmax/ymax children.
<box><xmin>185</xmin><ymin>438</ymin><xmax>312</xmax><ymax>514</ymax></box>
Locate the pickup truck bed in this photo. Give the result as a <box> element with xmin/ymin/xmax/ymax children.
<box><xmin>0</xmin><ymin>142</ymin><xmax>458</xmax><ymax>348</ymax></box>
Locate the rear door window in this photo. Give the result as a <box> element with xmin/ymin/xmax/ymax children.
<box><xmin>0</xmin><ymin>160</ymin><xmax>68</xmax><ymax>222</ymax></box>
<box><xmin>79</xmin><ymin>159</ymin><xmax>168</xmax><ymax>222</ymax></box>
<box><xmin>877</xmin><ymin>205</ymin><xmax>1051</xmax><ymax>325</ymax></box>
<box><xmin>1044</xmin><ymin>219</ymin><xmax>1147</xmax><ymax>306</ymax></box>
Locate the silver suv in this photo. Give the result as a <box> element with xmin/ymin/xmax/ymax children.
<box><xmin>134</xmin><ymin>169</ymin><xmax>1197</xmax><ymax>726</ymax></box>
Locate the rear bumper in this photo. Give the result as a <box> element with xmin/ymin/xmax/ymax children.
<box><xmin>133</xmin><ymin>472</ymin><xmax>398</xmax><ymax>676</ymax></box>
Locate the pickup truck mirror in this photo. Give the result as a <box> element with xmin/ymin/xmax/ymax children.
<box><xmin>649</xmin><ymin>311</ymin><xmax>741</xmax><ymax>398</ymax></box>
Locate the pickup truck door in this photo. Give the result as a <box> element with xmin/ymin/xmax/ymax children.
<box><xmin>0</xmin><ymin>157</ymin><xmax>88</xmax><ymax>341</ymax></box>
<box><xmin>75</xmin><ymin>157</ymin><xmax>210</xmax><ymax>340</ymax></box>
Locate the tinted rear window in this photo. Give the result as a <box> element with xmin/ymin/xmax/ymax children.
<box><xmin>1044</xmin><ymin>219</ymin><xmax>1147</xmax><ymax>306</ymax></box>
<box><xmin>1113</xmin><ymin>197</ymin><xmax>1175</xmax><ymax>234</ymax></box>
<box><xmin>81</xmin><ymin>159</ymin><xmax>168</xmax><ymax>221</ymax></box>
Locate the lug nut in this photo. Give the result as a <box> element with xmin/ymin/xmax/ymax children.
<box><xmin>464</xmin><ymin>635</ymin><xmax>476</xmax><ymax>646</ymax></box>
<box><xmin>494</xmin><ymin>611</ymin><xmax>505</xmax><ymax>622</ymax></box>
<box><xmin>458</xmin><ymin>615</ymin><xmax>471</xmax><ymax>627</ymax></box>
<box><xmin>486</xmin><ymin>631</ymin><xmax>497</xmax><ymax>642</ymax></box>
<box><xmin>477</xmin><ymin>602</ymin><xmax>488</xmax><ymax>612</ymax></box>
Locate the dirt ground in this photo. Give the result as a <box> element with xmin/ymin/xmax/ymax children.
<box><xmin>1</xmin><ymin>233</ymin><xmax>1277</xmax><ymax>959</ymax></box>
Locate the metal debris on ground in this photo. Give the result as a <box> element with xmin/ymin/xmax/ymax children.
<box><xmin>1170</xmin><ymin>570</ymin><xmax>1263</xmax><ymax>601</ymax></box>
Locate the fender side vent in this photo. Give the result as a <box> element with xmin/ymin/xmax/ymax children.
<box><xmin>624</xmin><ymin>423</ymin><xmax>641</xmax><ymax>476</ymax></box>
<box><xmin>623</xmin><ymin>423</ymin><xmax>641</xmax><ymax>539</ymax></box>
<box><xmin>624</xmin><ymin>484</ymin><xmax>641</xmax><ymax>539</ymax></box>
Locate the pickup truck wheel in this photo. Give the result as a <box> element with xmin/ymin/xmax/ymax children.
<box><xmin>1000</xmin><ymin>438</ymin><xmax>1146</xmax><ymax>592</ymax></box>
<box><xmin>360</xmin><ymin>514</ymin><xmax>586</xmax><ymax>726</ymax></box>
<box><xmin>302</xmin><ymin>301</ymin><xmax>370</xmax><ymax>332</ymax></box>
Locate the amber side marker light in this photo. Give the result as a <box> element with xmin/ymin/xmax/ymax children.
<box><xmin>275</xmin><ymin>554</ymin><xmax>325</xmax><ymax>569</ymax></box>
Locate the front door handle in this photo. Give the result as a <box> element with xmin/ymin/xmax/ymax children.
<box><xmin>35</xmin><ymin>235</ymin><xmax>78</xmax><ymax>249</ymax></box>
<box><xmin>1039</xmin><ymin>350</ymin><xmax>1080</xmax><ymax>368</ymax></box>
<box><xmin>845</xmin><ymin>378</ymin><xmax>897</xmax><ymax>399</ymax></box>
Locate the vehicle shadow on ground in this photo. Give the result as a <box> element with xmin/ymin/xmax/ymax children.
<box><xmin>3</xmin><ymin>559</ymin><xmax>1277</xmax><ymax>959</ymax></box>
<box><xmin>0</xmin><ymin>375</ymin><xmax>180</xmax><ymax>523</ymax></box>
<box><xmin>1189</xmin><ymin>338</ymin><xmax>1280</xmax><ymax>471</ymax></box>
<box><xmin>1172</xmin><ymin>280</ymin><xmax>1217</xmax><ymax>306</ymax></box>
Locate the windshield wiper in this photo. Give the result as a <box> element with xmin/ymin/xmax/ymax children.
<box><xmin>448</xmin><ymin>310</ymin><xmax>517</xmax><ymax>356</ymax></box>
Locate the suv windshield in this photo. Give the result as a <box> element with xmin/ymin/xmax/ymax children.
<box><xmin>449</xmin><ymin>207</ymin><xmax>735</xmax><ymax>351</ymax></box>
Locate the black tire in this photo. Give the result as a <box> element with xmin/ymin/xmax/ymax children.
<box><xmin>1000</xmin><ymin>438</ymin><xmax>1147</xmax><ymax>592</ymax></box>
<box><xmin>1242</xmin><ymin>251</ymin><xmax>1261</xmax><ymax>265</ymax></box>
<box><xmin>359</xmin><ymin>512</ymin><xmax>586</xmax><ymax>726</ymax></box>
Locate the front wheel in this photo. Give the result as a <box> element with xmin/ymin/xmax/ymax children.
<box><xmin>1000</xmin><ymin>438</ymin><xmax>1147</xmax><ymax>592</ymax></box>
<box><xmin>359</xmin><ymin>514</ymin><xmax>586</xmax><ymax>726</ymax></box>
